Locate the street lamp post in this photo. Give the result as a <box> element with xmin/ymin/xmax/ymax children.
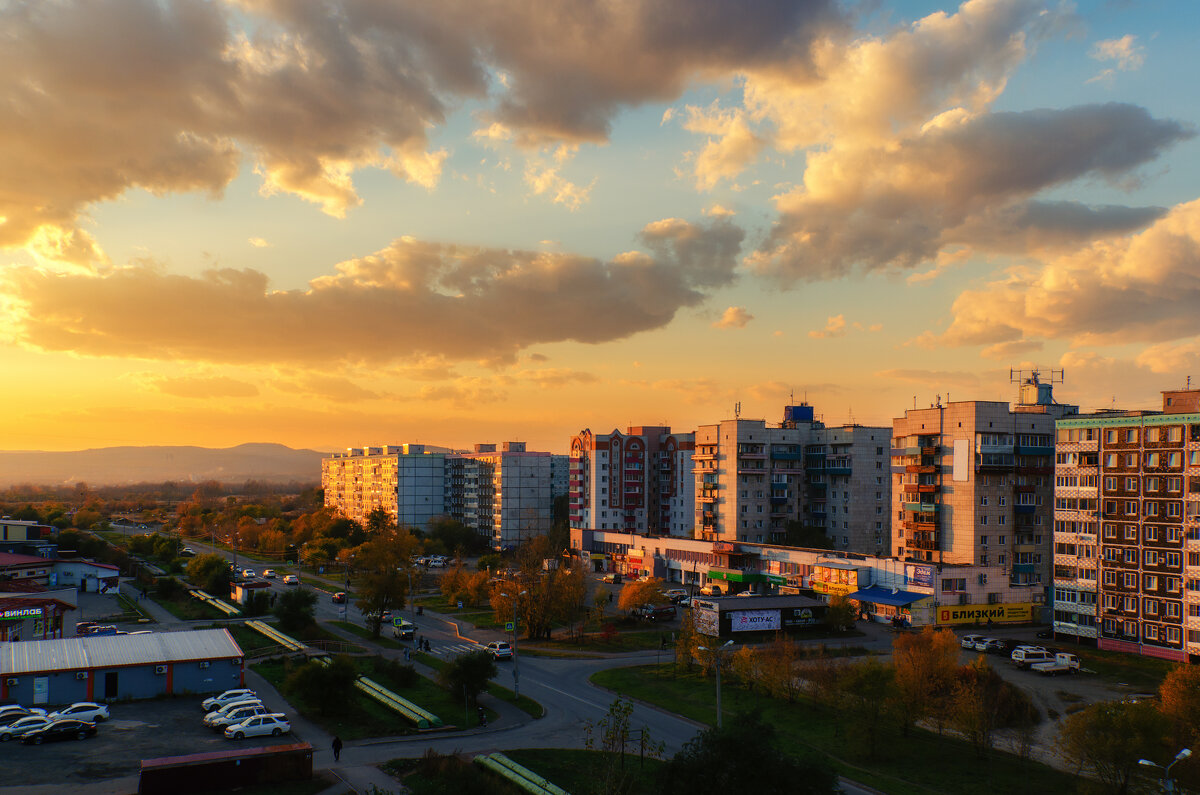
<box><xmin>1139</xmin><ymin>748</ymin><xmax>1191</xmax><ymax>794</ymax></box>
<box><xmin>501</xmin><ymin>590</ymin><xmax>528</xmax><ymax>698</ymax></box>
<box><xmin>697</xmin><ymin>640</ymin><xmax>734</xmax><ymax>729</ymax></box>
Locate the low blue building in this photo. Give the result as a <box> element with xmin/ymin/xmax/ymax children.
<box><xmin>1</xmin><ymin>628</ymin><xmax>244</xmax><ymax>706</ymax></box>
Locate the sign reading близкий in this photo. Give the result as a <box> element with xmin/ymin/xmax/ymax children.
<box><xmin>937</xmin><ymin>603</ymin><xmax>1034</xmax><ymax>625</ymax></box>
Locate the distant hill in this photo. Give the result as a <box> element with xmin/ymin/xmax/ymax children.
<box><xmin>0</xmin><ymin>443</ymin><xmax>326</xmax><ymax>487</ymax></box>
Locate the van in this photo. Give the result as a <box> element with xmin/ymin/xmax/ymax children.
<box><xmin>1010</xmin><ymin>647</ymin><xmax>1055</xmax><ymax>669</ymax></box>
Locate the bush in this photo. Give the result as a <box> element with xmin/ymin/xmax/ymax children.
<box><xmin>282</xmin><ymin>655</ymin><xmax>357</xmax><ymax>715</ymax></box>
<box><xmin>155</xmin><ymin>576</ymin><xmax>183</xmax><ymax>601</ymax></box>
<box><xmin>370</xmin><ymin>655</ymin><xmax>419</xmax><ymax>688</ymax></box>
<box><xmin>273</xmin><ymin>588</ymin><xmax>318</xmax><ymax>633</ymax></box>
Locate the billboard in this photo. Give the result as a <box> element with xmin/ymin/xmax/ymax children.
<box><xmin>906</xmin><ymin>564</ymin><xmax>934</xmax><ymax>588</ymax></box>
<box><xmin>694</xmin><ymin>608</ymin><xmax>720</xmax><ymax>636</ymax></box>
<box><xmin>811</xmin><ymin>566</ymin><xmax>858</xmax><ymax>597</ymax></box>
<box><xmin>730</xmin><ymin>609</ymin><xmax>781</xmax><ymax>632</ymax></box>
<box><xmin>782</xmin><ymin>607</ymin><xmax>821</xmax><ymax>628</ymax></box>
<box><xmin>937</xmin><ymin>603</ymin><xmax>1035</xmax><ymax>625</ymax></box>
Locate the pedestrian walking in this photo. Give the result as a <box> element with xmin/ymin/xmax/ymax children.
<box><xmin>424</xmin><ymin>638</ymin><xmax>431</xmax><ymax>652</ymax></box>
<box><xmin>331</xmin><ymin>736</ymin><xmax>343</xmax><ymax>762</ymax></box>
<box><xmin>477</xmin><ymin>706</ymin><xmax>487</xmax><ymax>727</ymax></box>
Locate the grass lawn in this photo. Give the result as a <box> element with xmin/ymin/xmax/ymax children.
<box><xmin>591</xmin><ymin>664</ymin><xmax>1080</xmax><ymax>795</ymax></box>
<box><xmin>153</xmin><ymin>591</ymin><xmax>228</xmax><ymax>621</ymax></box>
<box><xmin>415</xmin><ymin>653</ymin><xmax>544</xmax><ymax>718</ymax></box>
<box><xmin>203</xmin><ymin>622</ymin><xmax>285</xmax><ymax>656</ymax></box>
<box><xmin>329</xmin><ymin>620</ymin><xmax>405</xmax><ymax>650</ymax></box>
<box><xmin>507</xmin><ymin>749</ymin><xmax>666</xmax><ymax>795</ymax></box>
<box><xmin>1071</xmin><ymin>645</ymin><xmax>1179</xmax><ymax>691</ymax></box>
<box><xmin>251</xmin><ymin>655</ymin><xmax>492</xmax><ymax>739</ymax></box>
<box><xmin>189</xmin><ymin>774</ymin><xmax>333</xmax><ymax>795</ymax></box>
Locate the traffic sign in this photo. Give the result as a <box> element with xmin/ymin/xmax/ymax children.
<box><xmin>505</xmin><ymin>621</ymin><xmax>515</xmax><ymax>632</ymax></box>
<box><xmin>457</xmin><ymin>600</ymin><xmax>464</xmax><ymax>609</ymax></box>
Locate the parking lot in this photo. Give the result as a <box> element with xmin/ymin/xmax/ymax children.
<box><xmin>0</xmin><ymin>695</ymin><xmax>300</xmax><ymax>788</ymax></box>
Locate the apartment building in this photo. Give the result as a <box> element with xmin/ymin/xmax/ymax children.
<box><xmin>1053</xmin><ymin>389</ymin><xmax>1200</xmax><ymax>662</ymax></box>
<box><xmin>807</xmin><ymin>424</ymin><xmax>892</xmax><ymax>555</ymax></box>
<box><xmin>323</xmin><ymin>442</ymin><xmax>555</xmax><ymax>548</ymax></box>
<box><xmin>568</xmin><ymin>426</ymin><xmax>694</xmax><ymax>536</ymax></box>
<box><xmin>892</xmin><ymin>376</ymin><xmax>1076</xmax><ymax>592</ymax></box>
<box><xmin>693</xmin><ymin>407</ymin><xmax>820</xmax><ymax>545</ymax></box>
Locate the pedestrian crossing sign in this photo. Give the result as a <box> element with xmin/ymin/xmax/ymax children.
<box><xmin>505</xmin><ymin>621</ymin><xmax>515</xmax><ymax>632</ymax></box>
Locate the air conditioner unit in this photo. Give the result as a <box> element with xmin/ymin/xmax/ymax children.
<box><xmin>5</xmin><ymin>678</ymin><xmax>16</xmax><ymax>686</ymax></box>
<box><xmin>75</xmin><ymin>672</ymin><xmax>87</xmax><ymax>681</ymax></box>
<box><xmin>230</xmin><ymin>658</ymin><xmax>242</xmax><ymax>665</ymax></box>
<box><xmin>154</xmin><ymin>665</ymin><xmax>167</xmax><ymax>675</ymax></box>
<box><xmin>198</xmin><ymin>661</ymin><xmax>210</xmax><ymax>670</ymax></box>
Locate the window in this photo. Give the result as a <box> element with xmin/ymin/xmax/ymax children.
<box><xmin>1144</xmin><ymin>574</ymin><xmax>1159</xmax><ymax>591</ymax></box>
<box><xmin>1103</xmin><ymin>570</ymin><xmax>1116</xmax><ymax>585</ymax></box>
<box><xmin>1126</xmin><ymin>429</ymin><xmax>1138</xmax><ymax>443</ymax></box>
<box><xmin>998</xmin><ymin>496</ymin><xmax>1006</xmax><ymax>506</ymax></box>
<box><xmin>1127</xmin><ymin>454</ymin><xmax>1139</xmax><ymax>467</ymax></box>
<box><xmin>980</xmin><ymin>536</ymin><xmax>989</xmax><ymax>547</ymax></box>
<box><xmin>980</xmin><ymin>515</ymin><xmax>988</xmax><ymax>526</ymax></box>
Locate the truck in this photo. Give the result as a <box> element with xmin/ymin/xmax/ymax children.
<box><xmin>1030</xmin><ymin>652</ymin><xmax>1081</xmax><ymax>676</ymax></box>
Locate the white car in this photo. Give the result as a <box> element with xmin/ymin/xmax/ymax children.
<box><xmin>208</xmin><ymin>703</ymin><xmax>270</xmax><ymax>731</ymax></box>
<box><xmin>959</xmin><ymin>634</ymin><xmax>985</xmax><ymax>649</ymax></box>
<box><xmin>0</xmin><ymin>705</ymin><xmax>46</xmax><ymax>722</ymax></box>
<box><xmin>204</xmin><ymin>698</ymin><xmax>264</xmax><ymax>726</ymax></box>
<box><xmin>0</xmin><ymin>715</ymin><xmax>51</xmax><ymax>742</ymax></box>
<box><xmin>225</xmin><ymin>713</ymin><xmax>290</xmax><ymax>740</ymax></box>
<box><xmin>241</xmin><ymin>568</ymin><xmax>256</xmax><ymax>579</ymax></box>
<box><xmin>262</xmin><ymin>569</ymin><xmax>276</xmax><ymax>578</ymax></box>
<box><xmin>485</xmin><ymin>641</ymin><xmax>513</xmax><ymax>660</ymax></box>
<box><xmin>282</xmin><ymin>574</ymin><xmax>299</xmax><ymax>586</ymax></box>
<box><xmin>48</xmin><ymin>702</ymin><xmax>109</xmax><ymax>722</ymax></box>
<box><xmin>202</xmin><ymin>689</ymin><xmax>257</xmax><ymax>712</ymax></box>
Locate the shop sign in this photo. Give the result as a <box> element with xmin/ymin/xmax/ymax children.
<box><xmin>937</xmin><ymin>603</ymin><xmax>1034</xmax><ymax>625</ymax></box>
<box><xmin>783</xmin><ymin>607</ymin><xmax>820</xmax><ymax>627</ymax></box>
<box><xmin>0</xmin><ymin>607</ymin><xmax>41</xmax><ymax>620</ymax></box>
<box><xmin>811</xmin><ymin>566</ymin><xmax>858</xmax><ymax>596</ymax></box>
<box><xmin>730</xmin><ymin>609</ymin><xmax>781</xmax><ymax>632</ymax></box>
<box><xmin>906</xmin><ymin>564</ymin><xmax>934</xmax><ymax>588</ymax></box>
<box><xmin>712</xmin><ymin>541</ymin><xmax>736</xmax><ymax>553</ymax></box>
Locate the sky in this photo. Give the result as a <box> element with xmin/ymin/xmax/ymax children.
<box><xmin>3</xmin><ymin>0</ymin><xmax>1200</xmax><ymax>454</ymax></box>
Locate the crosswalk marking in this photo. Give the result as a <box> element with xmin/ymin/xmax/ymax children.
<box><xmin>430</xmin><ymin>642</ymin><xmax>485</xmax><ymax>656</ymax></box>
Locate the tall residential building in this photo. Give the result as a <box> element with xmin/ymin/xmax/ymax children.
<box><xmin>323</xmin><ymin>445</ymin><xmax>447</xmax><ymax>529</ymax></box>
<box><xmin>808</xmin><ymin>424</ymin><xmax>893</xmax><ymax>555</ymax></box>
<box><xmin>1053</xmin><ymin>389</ymin><xmax>1200</xmax><ymax>661</ymax></box>
<box><xmin>322</xmin><ymin>442</ymin><xmax>554</xmax><ymax>549</ymax></box>
<box><xmin>549</xmin><ymin>455</ymin><xmax>570</xmax><ymax>498</ymax></box>
<box><xmin>693</xmin><ymin>407</ymin><xmax>819</xmax><ymax>545</ymax></box>
<box><xmin>891</xmin><ymin>375</ymin><xmax>1076</xmax><ymax>589</ymax></box>
<box><xmin>569</xmin><ymin>426</ymin><xmax>694</xmax><ymax>536</ymax></box>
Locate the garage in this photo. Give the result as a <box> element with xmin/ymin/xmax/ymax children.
<box><xmin>1</xmin><ymin>628</ymin><xmax>244</xmax><ymax>706</ymax></box>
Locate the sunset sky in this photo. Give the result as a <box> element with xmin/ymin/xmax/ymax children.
<box><xmin>3</xmin><ymin>0</ymin><xmax>1199</xmax><ymax>454</ymax></box>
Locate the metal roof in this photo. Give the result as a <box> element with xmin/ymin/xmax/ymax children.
<box><xmin>2</xmin><ymin>628</ymin><xmax>243</xmax><ymax>676</ymax></box>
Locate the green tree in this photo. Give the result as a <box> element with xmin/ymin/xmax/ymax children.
<box><xmin>283</xmin><ymin>655</ymin><xmax>358</xmax><ymax>715</ymax></box>
<box><xmin>892</xmin><ymin>626</ymin><xmax>959</xmax><ymax>735</ymax></box>
<box><xmin>273</xmin><ymin>587</ymin><xmax>318</xmax><ymax>633</ymax></box>
<box><xmin>352</xmin><ymin>529</ymin><xmax>420</xmax><ymax>636</ymax></box>
<box><xmin>186</xmin><ymin>552</ymin><xmax>231</xmax><ymax>595</ymax></box>
<box><xmin>949</xmin><ymin>656</ymin><xmax>1038</xmax><ymax>757</ymax></box>
<box><xmin>437</xmin><ymin>650</ymin><xmax>497</xmax><ymax>709</ymax></box>
<box><xmin>836</xmin><ymin>658</ymin><xmax>894</xmax><ymax>760</ymax></box>
<box><xmin>824</xmin><ymin>594</ymin><xmax>856</xmax><ymax>632</ymax></box>
<box><xmin>1058</xmin><ymin>700</ymin><xmax>1169</xmax><ymax>794</ymax></box>
<box><xmin>660</xmin><ymin>711</ymin><xmax>835</xmax><ymax>795</ymax></box>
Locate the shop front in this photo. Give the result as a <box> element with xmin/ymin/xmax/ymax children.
<box><xmin>846</xmin><ymin>585</ymin><xmax>931</xmax><ymax>628</ymax></box>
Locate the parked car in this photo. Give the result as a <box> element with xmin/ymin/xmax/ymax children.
<box><xmin>225</xmin><ymin>713</ymin><xmax>291</xmax><ymax>740</ymax></box>
<box><xmin>262</xmin><ymin>569</ymin><xmax>276</xmax><ymax>578</ymax></box>
<box><xmin>602</xmin><ymin>573</ymin><xmax>623</xmax><ymax>584</ymax></box>
<box><xmin>180</xmin><ymin>547</ymin><xmax>195</xmax><ymax>557</ymax></box>
<box><xmin>203</xmin><ymin>698</ymin><xmax>264</xmax><ymax>726</ymax></box>
<box><xmin>485</xmin><ymin>641</ymin><xmax>514</xmax><ymax>660</ymax></box>
<box><xmin>241</xmin><ymin>568</ymin><xmax>256</xmax><ymax>580</ymax></box>
<box><xmin>0</xmin><ymin>715</ymin><xmax>51</xmax><ymax>741</ymax></box>
<box><xmin>48</xmin><ymin>702</ymin><xmax>109</xmax><ymax>723</ymax></box>
<box><xmin>959</xmin><ymin>634</ymin><xmax>985</xmax><ymax>649</ymax></box>
<box><xmin>202</xmin><ymin>689</ymin><xmax>257</xmax><ymax>713</ymax></box>
<box><xmin>1031</xmin><ymin>653</ymin><xmax>1081</xmax><ymax>676</ymax></box>
<box><xmin>426</xmin><ymin>558</ymin><xmax>447</xmax><ymax>569</ymax></box>
<box><xmin>699</xmin><ymin>585</ymin><xmax>723</xmax><ymax>596</ymax></box>
<box><xmin>208</xmin><ymin>704</ymin><xmax>271</xmax><ymax>731</ymax></box>
<box><xmin>973</xmin><ymin>638</ymin><xmax>1003</xmax><ymax>652</ymax></box>
<box><xmin>678</xmin><ymin>597</ymin><xmax>693</xmax><ymax>608</ymax></box>
<box><xmin>20</xmin><ymin>719</ymin><xmax>97</xmax><ymax>745</ymax></box>
<box><xmin>332</xmin><ymin>592</ymin><xmax>347</xmax><ymax>604</ymax></box>
<box><xmin>734</xmin><ymin>590</ymin><xmax>759</xmax><ymax>598</ymax></box>
<box><xmin>0</xmin><ymin>705</ymin><xmax>46</xmax><ymax>723</ymax></box>
<box><xmin>663</xmin><ymin>589</ymin><xmax>688</xmax><ymax>603</ymax></box>
<box><xmin>282</xmin><ymin>574</ymin><xmax>299</xmax><ymax>586</ymax></box>
<box><xmin>633</xmin><ymin>604</ymin><xmax>677</xmax><ymax>622</ymax></box>
<box><xmin>1036</xmin><ymin>627</ymin><xmax>1055</xmax><ymax>639</ymax></box>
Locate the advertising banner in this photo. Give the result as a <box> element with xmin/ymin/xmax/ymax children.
<box><xmin>782</xmin><ymin>607</ymin><xmax>820</xmax><ymax>628</ymax></box>
<box><xmin>937</xmin><ymin>602</ymin><xmax>1035</xmax><ymax>625</ymax></box>
<box><xmin>730</xmin><ymin>609</ymin><xmax>781</xmax><ymax>632</ymax></box>
<box><xmin>694</xmin><ymin>608</ymin><xmax>720</xmax><ymax>636</ymax></box>
<box><xmin>811</xmin><ymin>565</ymin><xmax>858</xmax><ymax>596</ymax></box>
<box><xmin>906</xmin><ymin>564</ymin><xmax>934</xmax><ymax>588</ymax></box>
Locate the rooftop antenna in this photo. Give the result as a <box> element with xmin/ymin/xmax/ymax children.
<box><xmin>734</xmin><ymin>401</ymin><xmax>742</xmax><ymax>419</ymax></box>
<box><xmin>1188</xmin><ymin>376</ymin><xmax>1192</xmax><ymax>390</ymax></box>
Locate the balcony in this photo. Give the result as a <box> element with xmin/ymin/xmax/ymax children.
<box><xmin>771</xmin><ymin>480</ymin><xmax>788</xmax><ymax>490</ymax></box>
<box><xmin>770</xmin><ymin>494</ymin><xmax>788</xmax><ymax>504</ymax></box>
<box><xmin>921</xmin><ymin>445</ymin><xmax>940</xmax><ymax>456</ymax></box>
<box><xmin>771</xmin><ymin>450</ymin><xmax>804</xmax><ymax>461</ymax></box>
<box><xmin>1015</xmin><ymin>504</ymin><xmax>1037</xmax><ymax>514</ymax></box>
<box><xmin>910</xmin><ymin>533</ymin><xmax>939</xmax><ymax>551</ymax></box>
<box><xmin>906</xmin><ymin>464</ymin><xmax>938</xmax><ymax>474</ymax></box>
<box><xmin>903</xmin><ymin>484</ymin><xmax>938</xmax><ymax>494</ymax></box>
<box><xmin>1016</xmin><ymin>445</ymin><xmax>1055</xmax><ymax>456</ymax></box>
<box><xmin>698</xmin><ymin>492</ymin><xmax>718</xmax><ymax>503</ymax></box>
<box><xmin>903</xmin><ymin>502</ymin><xmax>940</xmax><ymax>513</ymax></box>
<box><xmin>825</xmin><ymin>465</ymin><xmax>852</xmax><ymax>476</ymax></box>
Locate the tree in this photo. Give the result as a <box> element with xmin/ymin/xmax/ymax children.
<box><xmin>617</xmin><ymin>578</ymin><xmax>666</xmax><ymax>613</ymax></box>
<box><xmin>438</xmin><ymin>650</ymin><xmax>497</xmax><ymax>709</ymax></box>
<box><xmin>490</xmin><ymin>536</ymin><xmax>586</xmax><ymax>640</ymax></box>
<box><xmin>947</xmin><ymin>656</ymin><xmax>1038</xmax><ymax>758</ymax></box>
<box><xmin>186</xmin><ymin>553</ymin><xmax>231</xmax><ymax>595</ymax></box>
<box><xmin>1159</xmin><ymin>663</ymin><xmax>1200</xmax><ymax>749</ymax></box>
<box><xmin>892</xmin><ymin>626</ymin><xmax>959</xmax><ymax>734</ymax></box>
<box><xmin>1059</xmin><ymin>701</ymin><xmax>1169</xmax><ymax>794</ymax></box>
<box><xmin>352</xmin><ymin>529</ymin><xmax>420</xmax><ymax>636</ymax></box>
<box><xmin>836</xmin><ymin>658</ymin><xmax>894</xmax><ymax>760</ymax></box>
<box><xmin>283</xmin><ymin>655</ymin><xmax>358</xmax><ymax>715</ymax></box>
<box><xmin>585</xmin><ymin>698</ymin><xmax>666</xmax><ymax>795</ymax></box>
<box><xmin>659</xmin><ymin>711</ymin><xmax>835</xmax><ymax>795</ymax></box>
<box><xmin>824</xmin><ymin>595</ymin><xmax>856</xmax><ymax>632</ymax></box>
<box><xmin>674</xmin><ymin>605</ymin><xmax>704</xmax><ymax>673</ymax></box>
<box><xmin>273</xmin><ymin>587</ymin><xmax>318</xmax><ymax>633</ymax></box>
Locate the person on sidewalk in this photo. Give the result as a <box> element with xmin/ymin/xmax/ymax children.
<box><xmin>332</xmin><ymin>736</ymin><xmax>343</xmax><ymax>762</ymax></box>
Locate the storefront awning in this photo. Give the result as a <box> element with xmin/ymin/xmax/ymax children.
<box><xmin>847</xmin><ymin>585</ymin><xmax>929</xmax><ymax>607</ymax></box>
